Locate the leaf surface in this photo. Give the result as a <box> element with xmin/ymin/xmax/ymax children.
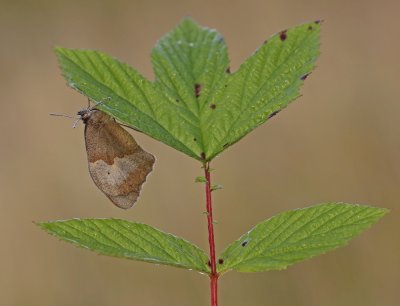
<box><xmin>217</xmin><ymin>203</ymin><xmax>387</xmax><ymax>273</ymax></box>
<box><xmin>56</xmin><ymin>47</ymin><xmax>199</xmax><ymax>159</ymax></box>
<box><xmin>39</xmin><ymin>219</ymin><xmax>210</xmax><ymax>273</ymax></box>
<box><xmin>205</xmin><ymin>21</ymin><xmax>321</xmax><ymax>159</ymax></box>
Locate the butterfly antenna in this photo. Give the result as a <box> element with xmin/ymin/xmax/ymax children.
<box><xmin>72</xmin><ymin>118</ymin><xmax>81</xmax><ymax>128</ymax></box>
<box><xmin>49</xmin><ymin>113</ymin><xmax>76</xmax><ymax>119</ymax></box>
<box><xmin>50</xmin><ymin>113</ymin><xmax>81</xmax><ymax>128</ymax></box>
<box><xmin>89</xmin><ymin>97</ymin><xmax>111</xmax><ymax>110</ymax></box>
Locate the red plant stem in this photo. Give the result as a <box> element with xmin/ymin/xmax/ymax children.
<box><xmin>204</xmin><ymin>162</ymin><xmax>219</xmax><ymax>306</ymax></box>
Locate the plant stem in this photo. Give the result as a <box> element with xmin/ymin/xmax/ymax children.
<box><xmin>204</xmin><ymin>162</ymin><xmax>219</xmax><ymax>306</ymax></box>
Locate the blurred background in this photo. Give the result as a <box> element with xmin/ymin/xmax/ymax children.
<box><xmin>1</xmin><ymin>0</ymin><xmax>399</xmax><ymax>305</ymax></box>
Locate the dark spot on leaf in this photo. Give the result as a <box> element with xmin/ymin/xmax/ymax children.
<box><xmin>218</xmin><ymin>259</ymin><xmax>224</xmax><ymax>264</ymax></box>
<box><xmin>301</xmin><ymin>73</ymin><xmax>310</xmax><ymax>80</ymax></box>
<box><xmin>195</xmin><ymin>83</ymin><xmax>202</xmax><ymax>98</ymax></box>
<box><xmin>175</xmin><ymin>98</ymin><xmax>180</xmax><ymax>102</ymax></box>
<box><xmin>200</xmin><ymin>152</ymin><xmax>206</xmax><ymax>160</ymax></box>
<box><xmin>268</xmin><ymin>110</ymin><xmax>280</xmax><ymax>119</ymax></box>
<box><xmin>210</xmin><ymin>104</ymin><xmax>216</xmax><ymax>110</ymax></box>
<box><xmin>226</xmin><ymin>67</ymin><xmax>231</xmax><ymax>73</ymax></box>
<box><xmin>207</xmin><ymin>260</ymin><xmax>211</xmax><ymax>267</ymax></box>
<box><xmin>280</xmin><ymin>30</ymin><xmax>287</xmax><ymax>41</ymax></box>
<box><xmin>224</xmin><ymin>84</ymin><xmax>228</xmax><ymax>88</ymax></box>
<box><xmin>241</xmin><ymin>240</ymin><xmax>248</xmax><ymax>247</ymax></box>
<box><xmin>308</xmin><ymin>25</ymin><xmax>313</xmax><ymax>30</ymax></box>
<box><xmin>193</xmin><ymin>138</ymin><xmax>197</xmax><ymax>142</ymax></box>
<box><xmin>217</xmin><ymin>36</ymin><xmax>224</xmax><ymax>43</ymax></box>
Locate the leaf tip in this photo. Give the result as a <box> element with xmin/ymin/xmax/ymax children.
<box><xmin>305</xmin><ymin>19</ymin><xmax>324</xmax><ymax>32</ymax></box>
<box><xmin>178</xmin><ymin>16</ymin><xmax>200</xmax><ymax>29</ymax></box>
<box><xmin>54</xmin><ymin>46</ymin><xmax>68</xmax><ymax>58</ymax></box>
<box><xmin>35</xmin><ymin>220</ymin><xmax>55</xmax><ymax>234</ymax></box>
<box><xmin>376</xmin><ymin>207</ymin><xmax>390</xmax><ymax>217</ymax></box>
<box><xmin>34</xmin><ymin>220</ymin><xmax>45</xmax><ymax>228</ymax></box>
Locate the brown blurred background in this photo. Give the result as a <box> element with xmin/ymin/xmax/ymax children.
<box><xmin>1</xmin><ymin>0</ymin><xmax>399</xmax><ymax>305</ymax></box>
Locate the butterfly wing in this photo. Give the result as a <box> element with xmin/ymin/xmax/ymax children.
<box><xmin>84</xmin><ymin>110</ymin><xmax>155</xmax><ymax>209</ymax></box>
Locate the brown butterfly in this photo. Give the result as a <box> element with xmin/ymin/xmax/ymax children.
<box><xmin>52</xmin><ymin>101</ymin><xmax>155</xmax><ymax>209</ymax></box>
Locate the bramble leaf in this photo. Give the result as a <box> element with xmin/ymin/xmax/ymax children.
<box><xmin>151</xmin><ymin>18</ymin><xmax>230</xmax><ymax>161</ymax></box>
<box><xmin>204</xmin><ymin>21</ymin><xmax>321</xmax><ymax>159</ymax></box>
<box><xmin>56</xmin><ymin>19</ymin><xmax>321</xmax><ymax>161</ymax></box>
<box><xmin>195</xmin><ymin>176</ymin><xmax>207</xmax><ymax>183</ymax></box>
<box><xmin>38</xmin><ymin>219</ymin><xmax>210</xmax><ymax>273</ymax></box>
<box><xmin>211</xmin><ymin>184</ymin><xmax>223</xmax><ymax>191</ymax></box>
<box><xmin>217</xmin><ymin>203</ymin><xmax>387</xmax><ymax>274</ymax></box>
<box><xmin>55</xmin><ymin>47</ymin><xmax>199</xmax><ymax>160</ymax></box>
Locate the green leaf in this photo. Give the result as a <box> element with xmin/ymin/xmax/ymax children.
<box><xmin>38</xmin><ymin>219</ymin><xmax>210</xmax><ymax>273</ymax></box>
<box><xmin>56</xmin><ymin>19</ymin><xmax>321</xmax><ymax>161</ymax></box>
<box><xmin>211</xmin><ymin>184</ymin><xmax>223</xmax><ymax>191</ymax></box>
<box><xmin>151</xmin><ymin>18</ymin><xmax>230</xmax><ymax>160</ymax></box>
<box><xmin>55</xmin><ymin>47</ymin><xmax>199</xmax><ymax>160</ymax></box>
<box><xmin>217</xmin><ymin>203</ymin><xmax>387</xmax><ymax>274</ymax></box>
<box><xmin>205</xmin><ymin>21</ymin><xmax>321</xmax><ymax>159</ymax></box>
<box><xmin>195</xmin><ymin>176</ymin><xmax>207</xmax><ymax>183</ymax></box>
